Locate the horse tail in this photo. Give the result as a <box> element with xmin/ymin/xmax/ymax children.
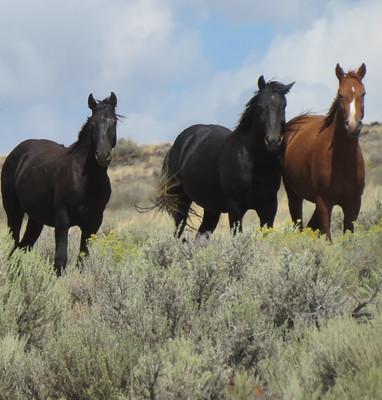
<box><xmin>135</xmin><ymin>151</ymin><xmax>181</xmax><ymax>216</ymax></box>
<box><xmin>155</xmin><ymin>151</ymin><xmax>182</xmax><ymax>215</ymax></box>
<box><xmin>136</xmin><ymin>151</ymin><xmax>199</xmax><ymax>229</ymax></box>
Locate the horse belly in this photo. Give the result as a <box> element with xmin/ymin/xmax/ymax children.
<box><xmin>17</xmin><ymin>183</ymin><xmax>55</xmax><ymax>226</ymax></box>
<box><xmin>14</xmin><ymin>165</ymin><xmax>56</xmax><ymax>226</ymax></box>
<box><xmin>182</xmin><ymin>170</ymin><xmax>226</xmax><ymax>211</ymax></box>
<box><xmin>283</xmin><ymin>146</ymin><xmax>316</xmax><ymax>202</ymax></box>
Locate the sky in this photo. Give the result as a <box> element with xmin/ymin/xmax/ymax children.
<box><xmin>0</xmin><ymin>0</ymin><xmax>380</xmax><ymax>153</ymax></box>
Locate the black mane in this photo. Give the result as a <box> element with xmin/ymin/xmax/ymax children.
<box><xmin>235</xmin><ymin>81</ymin><xmax>287</xmax><ymax>135</ymax></box>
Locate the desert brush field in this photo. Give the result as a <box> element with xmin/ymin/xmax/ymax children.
<box><xmin>0</xmin><ymin>124</ymin><xmax>381</xmax><ymax>399</ymax></box>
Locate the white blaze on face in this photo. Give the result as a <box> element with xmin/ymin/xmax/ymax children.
<box><xmin>348</xmin><ymin>96</ymin><xmax>357</xmax><ymax>129</ymax></box>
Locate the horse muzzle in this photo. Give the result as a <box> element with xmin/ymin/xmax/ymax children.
<box><xmin>264</xmin><ymin>136</ymin><xmax>282</xmax><ymax>153</ymax></box>
<box><xmin>95</xmin><ymin>152</ymin><xmax>112</xmax><ymax>168</ymax></box>
<box><xmin>345</xmin><ymin>120</ymin><xmax>362</xmax><ymax>139</ymax></box>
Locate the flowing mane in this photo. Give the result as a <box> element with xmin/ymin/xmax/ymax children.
<box><xmin>321</xmin><ymin>97</ymin><xmax>340</xmax><ymax>132</ymax></box>
<box><xmin>67</xmin><ymin>118</ymin><xmax>93</xmax><ymax>153</ymax></box>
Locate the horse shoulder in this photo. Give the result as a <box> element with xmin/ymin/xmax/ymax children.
<box><xmin>219</xmin><ymin>135</ymin><xmax>253</xmax><ymax>197</ymax></box>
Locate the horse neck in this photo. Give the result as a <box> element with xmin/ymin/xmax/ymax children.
<box><xmin>70</xmin><ymin>123</ymin><xmax>108</xmax><ymax>177</ymax></box>
<box><xmin>236</xmin><ymin>123</ymin><xmax>278</xmax><ymax>165</ymax></box>
<box><xmin>330</xmin><ymin>110</ymin><xmax>359</xmax><ymax>158</ymax></box>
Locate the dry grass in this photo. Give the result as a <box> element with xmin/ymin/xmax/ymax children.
<box><xmin>105</xmin><ymin>123</ymin><xmax>382</xmax><ymax>235</ymax></box>
<box><xmin>0</xmin><ymin>124</ymin><xmax>381</xmax><ymax>238</ymax></box>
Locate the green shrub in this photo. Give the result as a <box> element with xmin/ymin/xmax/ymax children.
<box><xmin>0</xmin><ymin>199</ymin><xmax>381</xmax><ymax>400</ymax></box>
<box><xmin>263</xmin><ymin>316</ymin><xmax>382</xmax><ymax>399</ymax></box>
<box><xmin>43</xmin><ymin>314</ymin><xmax>142</xmax><ymax>399</ymax></box>
<box><xmin>132</xmin><ymin>339</ymin><xmax>228</xmax><ymax>400</ymax></box>
<box><xmin>112</xmin><ymin>138</ymin><xmax>143</xmax><ymax>164</ymax></box>
<box><xmin>0</xmin><ymin>249</ymin><xmax>68</xmax><ymax>349</ymax></box>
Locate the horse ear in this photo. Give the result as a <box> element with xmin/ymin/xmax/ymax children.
<box><xmin>357</xmin><ymin>63</ymin><xmax>366</xmax><ymax>79</ymax></box>
<box><xmin>335</xmin><ymin>63</ymin><xmax>345</xmax><ymax>81</ymax></box>
<box><xmin>283</xmin><ymin>81</ymin><xmax>295</xmax><ymax>94</ymax></box>
<box><xmin>109</xmin><ymin>92</ymin><xmax>117</xmax><ymax>107</ymax></box>
<box><xmin>258</xmin><ymin>75</ymin><xmax>266</xmax><ymax>90</ymax></box>
<box><xmin>88</xmin><ymin>93</ymin><xmax>97</xmax><ymax>110</ymax></box>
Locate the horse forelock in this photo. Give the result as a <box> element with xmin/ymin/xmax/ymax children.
<box><xmin>342</xmin><ymin>71</ymin><xmax>363</xmax><ymax>84</ymax></box>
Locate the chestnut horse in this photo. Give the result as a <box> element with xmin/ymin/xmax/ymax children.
<box><xmin>283</xmin><ymin>63</ymin><xmax>366</xmax><ymax>240</ymax></box>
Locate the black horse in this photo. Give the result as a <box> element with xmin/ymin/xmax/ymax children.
<box><xmin>157</xmin><ymin>76</ymin><xmax>294</xmax><ymax>237</ymax></box>
<box><xmin>1</xmin><ymin>92</ymin><xmax>118</xmax><ymax>275</ymax></box>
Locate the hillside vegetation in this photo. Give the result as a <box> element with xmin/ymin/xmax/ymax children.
<box><xmin>0</xmin><ymin>124</ymin><xmax>381</xmax><ymax>399</ymax></box>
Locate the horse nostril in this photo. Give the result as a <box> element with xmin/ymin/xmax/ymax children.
<box><xmin>265</xmin><ymin>137</ymin><xmax>280</xmax><ymax>148</ymax></box>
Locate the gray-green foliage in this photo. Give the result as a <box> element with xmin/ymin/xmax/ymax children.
<box><xmin>0</xmin><ymin>207</ymin><xmax>381</xmax><ymax>399</ymax></box>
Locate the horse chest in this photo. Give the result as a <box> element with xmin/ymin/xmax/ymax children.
<box><xmin>222</xmin><ymin>149</ymin><xmax>280</xmax><ymax>203</ymax></box>
<box><xmin>68</xmin><ymin>177</ymin><xmax>110</xmax><ymax>221</ymax></box>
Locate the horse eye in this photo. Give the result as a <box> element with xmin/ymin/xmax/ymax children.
<box><xmin>361</xmin><ymin>92</ymin><xmax>366</xmax><ymax>97</ymax></box>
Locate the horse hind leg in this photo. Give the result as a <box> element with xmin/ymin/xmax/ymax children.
<box><xmin>3</xmin><ymin>196</ymin><xmax>24</xmax><ymax>254</ymax></box>
<box><xmin>19</xmin><ymin>218</ymin><xmax>44</xmax><ymax>250</ymax></box>
<box><xmin>172</xmin><ymin>194</ymin><xmax>192</xmax><ymax>239</ymax></box>
<box><xmin>196</xmin><ymin>209</ymin><xmax>220</xmax><ymax>239</ymax></box>
<box><xmin>315</xmin><ymin>196</ymin><xmax>333</xmax><ymax>241</ymax></box>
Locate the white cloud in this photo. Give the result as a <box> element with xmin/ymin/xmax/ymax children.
<box><xmin>172</xmin><ymin>0</ymin><xmax>334</xmax><ymax>27</ymax></box>
<box><xmin>0</xmin><ymin>0</ymin><xmax>381</xmax><ymax>153</ymax></box>
<box><xmin>170</xmin><ymin>0</ymin><xmax>382</xmax><ymax>133</ymax></box>
<box><xmin>0</xmin><ymin>0</ymin><xmax>207</xmax><ymax>150</ymax></box>
<box><xmin>258</xmin><ymin>0</ymin><xmax>382</xmax><ymax>120</ymax></box>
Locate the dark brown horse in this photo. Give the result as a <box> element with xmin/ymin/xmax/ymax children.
<box><xmin>1</xmin><ymin>92</ymin><xmax>118</xmax><ymax>275</ymax></box>
<box><xmin>283</xmin><ymin>63</ymin><xmax>366</xmax><ymax>240</ymax></box>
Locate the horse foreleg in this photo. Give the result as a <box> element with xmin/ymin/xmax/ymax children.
<box><xmin>228</xmin><ymin>201</ymin><xmax>244</xmax><ymax>235</ymax></box>
<box><xmin>342</xmin><ymin>199</ymin><xmax>361</xmax><ymax>234</ymax></box>
<box><xmin>256</xmin><ymin>197</ymin><xmax>278</xmax><ymax>228</ymax></box>
<box><xmin>286</xmin><ymin>189</ymin><xmax>303</xmax><ymax>229</ymax></box>
<box><xmin>79</xmin><ymin>215</ymin><xmax>103</xmax><ymax>263</ymax></box>
<box><xmin>316</xmin><ymin>197</ymin><xmax>333</xmax><ymax>241</ymax></box>
<box><xmin>54</xmin><ymin>209</ymin><xmax>70</xmax><ymax>277</ymax></box>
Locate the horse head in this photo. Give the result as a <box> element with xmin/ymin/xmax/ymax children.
<box><xmin>88</xmin><ymin>92</ymin><xmax>118</xmax><ymax>167</ymax></box>
<box><xmin>256</xmin><ymin>76</ymin><xmax>294</xmax><ymax>152</ymax></box>
<box><xmin>335</xmin><ymin>63</ymin><xmax>366</xmax><ymax>138</ymax></box>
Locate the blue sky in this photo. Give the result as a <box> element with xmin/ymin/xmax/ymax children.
<box><xmin>0</xmin><ymin>0</ymin><xmax>380</xmax><ymax>153</ymax></box>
